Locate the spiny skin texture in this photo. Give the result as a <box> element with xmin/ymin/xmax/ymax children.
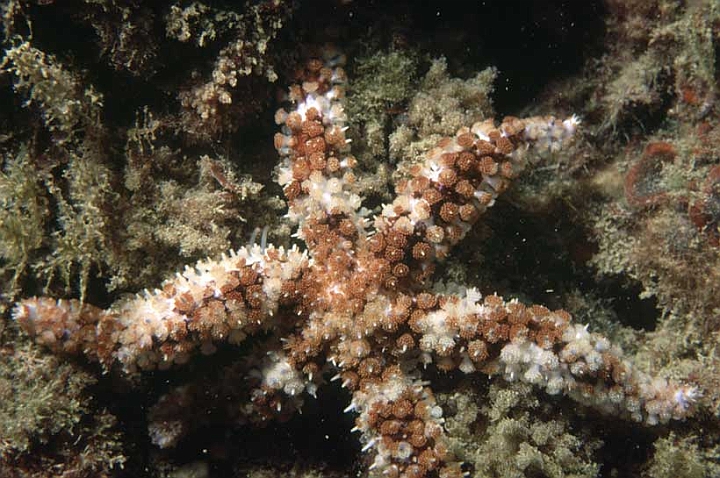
<box><xmin>13</xmin><ymin>50</ymin><xmax>696</xmax><ymax>477</ymax></box>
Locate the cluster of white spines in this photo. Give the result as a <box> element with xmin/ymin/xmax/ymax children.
<box><xmin>414</xmin><ymin>288</ymin><xmax>484</xmax><ymax>362</ymax></box>
<box><xmin>499</xmin><ymin>340</ymin><xmax>565</xmax><ymax>392</ymax></box>
<box><xmin>295</xmin><ymin>171</ymin><xmax>362</xmax><ymax>218</ymax></box>
<box><xmin>521</xmin><ymin>114</ymin><xmax>581</xmax><ymax>154</ymax></box>
<box><xmin>251</xmin><ymin>349</ymin><xmax>314</xmax><ymax>398</ymax></box>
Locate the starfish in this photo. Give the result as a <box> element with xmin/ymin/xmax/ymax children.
<box><xmin>13</xmin><ymin>49</ymin><xmax>697</xmax><ymax>477</ymax></box>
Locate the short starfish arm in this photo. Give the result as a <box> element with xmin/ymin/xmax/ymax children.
<box><xmin>273</xmin><ymin>48</ymin><xmax>369</xmax><ymax>241</ymax></box>
<box><xmin>397</xmin><ymin>289</ymin><xmax>698</xmax><ymax>425</ymax></box>
<box><xmin>13</xmin><ymin>245</ymin><xmax>308</xmax><ymax>373</ymax></box>
<box><xmin>348</xmin><ymin>364</ymin><xmax>464</xmax><ymax>478</ymax></box>
<box><xmin>147</xmin><ymin>346</ymin><xmax>316</xmax><ymax>449</ymax></box>
<box><xmin>372</xmin><ymin>115</ymin><xmax>580</xmax><ymax>286</ymax></box>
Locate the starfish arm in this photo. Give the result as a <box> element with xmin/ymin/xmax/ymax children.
<box><xmin>273</xmin><ymin>49</ymin><xmax>369</xmax><ymax>245</ymax></box>
<box><xmin>349</xmin><ymin>363</ymin><xmax>464</xmax><ymax>478</ymax></box>
<box><xmin>13</xmin><ymin>244</ymin><xmax>308</xmax><ymax>373</ymax></box>
<box><xmin>372</xmin><ymin>115</ymin><xmax>580</xmax><ymax>288</ymax></box>
<box><xmin>394</xmin><ymin>289</ymin><xmax>698</xmax><ymax>425</ymax></box>
<box><xmin>147</xmin><ymin>344</ymin><xmax>315</xmax><ymax>449</ymax></box>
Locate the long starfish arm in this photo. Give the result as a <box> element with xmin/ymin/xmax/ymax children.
<box><xmin>396</xmin><ymin>289</ymin><xmax>698</xmax><ymax>425</ymax></box>
<box><xmin>13</xmin><ymin>245</ymin><xmax>308</xmax><ymax>373</ymax></box>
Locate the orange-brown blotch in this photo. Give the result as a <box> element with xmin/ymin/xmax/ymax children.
<box><xmin>284</xmin><ymin>181</ymin><xmax>301</xmax><ymax>200</ymax></box>
<box><xmin>468</xmin><ymin>340</ymin><xmax>488</xmax><ymax>362</ymax></box>
<box><xmin>396</xmin><ymin>333</ymin><xmax>415</xmax><ymax>351</ymax></box>
<box><xmin>305</xmin><ymin>106</ymin><xmax>320</xmax><ymax>121</ymax></box>
<box><xmin>302</xmin><ymin>120</ymin><xmax>324</xmax><ymax>137</ymax></box>
<box><xmin>456</xmin><ymin>151</ymin><xmax>476</xmax><ymax>172</ymax></box>
<box><xmin>440</xmin><ymin>152</ymin><xmax>457</xmax><ymax>168</ymax></box>
<box><xmin>341</xmin><ymin>371</ymin><xmax>359</xmax><ymax>390</ymax></box>
<box><xmin>304</xmin><ymin>136</ymin><xmax>326</xmax><ymax>154</ymax></box>
<box><xmin>384</xmin><ymin>246</ymin><xmax>405</xmax><ymax>263</ymax></box>
<box><xmin>438</xmin><ymin>169</ymin><xmax>458</xmax><ymax>187</ymax></box>
<box><xmin>380</xmin><ymin>419</ymin><xmax>403</xmax><ymax>436</ymax></box>
<box><xmin>326</xmin><ymin>156</ymin><xmax>341</xmax><ymax>172</ymax></box>
<box><xmin>292</xmin><ymin>157</ymin><xmax>312</xmax><ymax>181</ymax></box>
<box><xmin>476</xmin><ymin>140</ymin><xmax>495</xmax><ymax>156</ymax></box>
<box><xmin>386</xmin><ymin>230</ymin><xmax>408</xmax><ymax>249</ymax></box>
<box><xmin>308</xmin><ymin>151</ymin><xmax>327</xmax><ymax>170</ymax></box>
<box><xmin>422</xmin><ymin>188</ymin><xmax>443</xmax><ymax>205</ymax></box>
<box><xmin>392</xmin><ymin>399</ymin><xmax>414</xmax><ymax>419</ymax></box>
<box><xmin>495</xmin><ymin>135</ymin><xmax>514</xmax><ymax>155</ymax></box>
<box><xmin>439</xmin><ymin>202</ymin><xmax>459</xmax><ymax>223</ymax></box>
<box><xmin>335</xmin><ymin>219</ymin><xmax>354</xmax><ymax>238</ymax></box>
<box><xmin>393</xmin><ymin>263</ymin><xmax>410</xmax><ymax>278</ymax></box>
<box><xmin>412</xmin><ymin>241</ymin><xmax>432</xmax><ymax>261</ymax></box>
<box><xmin>456</xmin><ymin>132</ymin><xmax>475</xmax><ymax>149</ymax></box>
<box><xmin>478</xmin><ymin>156</ymin><xmax>498</xmax><ymax>176</ymax></box>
